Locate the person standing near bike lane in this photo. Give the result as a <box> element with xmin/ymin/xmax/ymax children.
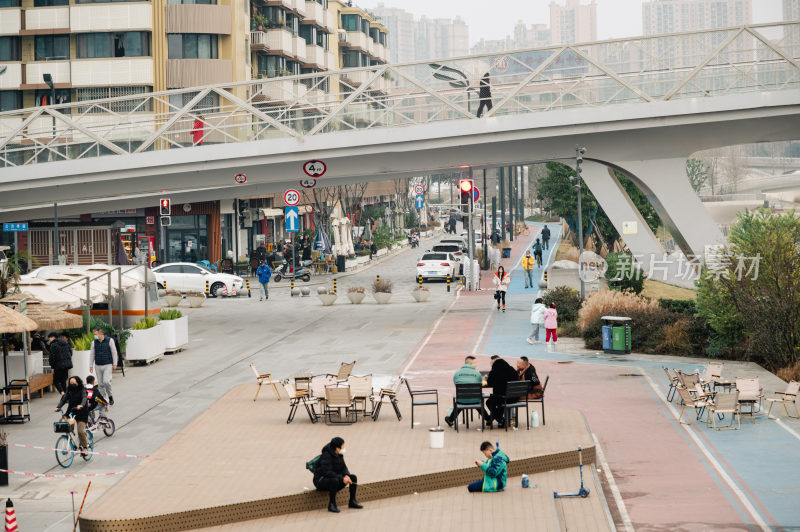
<box><xmin>256</xmin><ymin>260</ymin><xmax>272</xmax><ymax>301</ymax></box>
<box><xmin>54</xmin><ymin>376</ymin><xmax>89</xmax><ymax>455</ymax></box>
<box><xmin>90</xmin><ymin>328</ymin><xmax>118</xmax><ymax>406</ymax></box>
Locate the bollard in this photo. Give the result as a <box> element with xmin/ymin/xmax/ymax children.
<box><xmin>544</xmin><ymin>270</ymin><xmax>548</xmax><ymax>283</ymax></box>
<box><xmin>333</xmin><ymin>278</ymin><xmax>337</xmax><ymax>294</ymax></box>
<box><xmin>290</xmin><ymin>277</ymin><xmax>295</xmax><ymax>293</ymax></box>
<box><xmin>446</xmin><ymin>274</ymin><xmax>451</xmax><ymax>293</ymax></box>
<box><xmin>205</xmin><ymin>279</ymin><xmax>209</xmax><ymax>296</ymax></box>
<box><xmin>246</xmin><ymin>279</ymin><xmax>251</xmax><ymax>298</ymax></box>
<box><xmin>418</xmin><ymin>275</ymin><xmax>422</xmax><ymax>289</ymax></box>
<box><xmin>376</xmin><ymin>274</ymin><xmax>380</xmax><ymax>284</ymax></box>
<box><xmin>163</xmin><ymin>280</ymin><xmax>167</xmax><ymax>291</ymax></box>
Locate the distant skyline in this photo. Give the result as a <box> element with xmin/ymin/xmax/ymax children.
<box><xmin>361</xmin><ymin>0</ymin><xmax>785</xmax><ymax>46</ymax></box>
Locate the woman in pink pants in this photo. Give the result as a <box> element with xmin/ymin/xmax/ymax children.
<box><xmin>543</xmin><ymin>303</ymin><xmax>558</xmax><ymax>348</ymax></box>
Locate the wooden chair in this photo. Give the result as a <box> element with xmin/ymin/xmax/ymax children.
<box><xmin>347</xmin><ymin>375</ymin><xmax>374</xmax><ymax>417</ymax></box>
<box><xmin>324</xmin><ymin>386</ymin><xmax>357</xmax><ymax>425</ymax></box>
<box><xmin>372</xmin><ymin>377</ymin><xmax>403</xmax><ymax>422</ymax></box>
<box><xmin>250</xmin><ymin>363</ymin><xmax>280</xmax><ymax>401</ymax></box>
<box><xmin>501</xmin><ymin>381</ymin><xmax>531</xmax><ymax>431</ymax></box>
<box><xmin>403</xmin><ymin>377</ymin><xmax>439</xmax><ymax>429</ymax></box>
<box><xmin>766</xmin><ymin>381</ymin><xmax>799</xmax><ymax>420</ymax></box>
<box><xmin>281</xmin><ymin>380</ymin><xmax>318</xmax><ymax>424</ymax></box>
<box><xmin>707</xmin><ymin>391</ymin><xmax>740</xmax><ymax>430</ymax></box>
<box><xmin>327</xmin><ymin>361</ymin><xmax>356</xmax><ymax>384</ymax></box>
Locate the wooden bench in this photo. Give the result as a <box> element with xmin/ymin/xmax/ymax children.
<box><xmin>28</xmin><ymin>373</ymin><xmax>54</xmax><ymax>398</ymax></box>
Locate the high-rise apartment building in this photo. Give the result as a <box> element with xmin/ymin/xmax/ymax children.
<box><xmin>786</xmin><ymin>0</ymin><xmax>800</xmax><ymax>20</ymax></box>
<box><xmin>471</xmin><ymin>21</ymin><xmax>550</xmax><ymax>55</ymax></box>
<box><xmin>370</xmin><ymin>2</ymin><xmax>414</xmax><ymax>64</ymax></box>
<box><xmin>549</xmin><ymin>0</ymin><xmax>597</xmax><ymax>45</ymax></box>
<box><xmin>642</xmin><ymin>0</ymin><xmax>752</xmax><ymax>35</ymax></box>
<box><xmin>372</xmin><ymin>3</ymin><xmax>468</xmax><ymax>62</ymax></box>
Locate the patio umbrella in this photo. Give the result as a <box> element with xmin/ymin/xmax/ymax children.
<box><xmin>0</xmin><ymin>303</ymin><xmax>38</xmax><ymax>388</ymax></box>
<box><xmin>0</xmin><ymin>295</ymin><xmax>82</xmax><ymax>330</ymax></box>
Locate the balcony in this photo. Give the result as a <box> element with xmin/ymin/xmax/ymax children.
<box><xmin>165</xmin><ymin>4</ymin><xmax>230</xmax><ymax>35</ymax></box>
<box><xmin>343</xmin><ymin>31</ymin><xmax>368</xmax><ymax>51</ymax></box>
<box><xmin>322</xmin><ymin>9</ymin><xmax>335</xmax><ymax>32</ymax></box>
<box><xmin>72</xmin><ymin>58</ymin><xmax>153</xmax><ymax>87</ymax></box>
<box><xmin>365</xmin><ymin>38</ymin><xmax>374</xmax><ymax>56</ymax></box>
<box><xmin>251</xmin><ymin>28</ymin><xmax>293</xmax><ymax>56</ymax></box>
<box><xmin>292</xmin><ymin>35</ymin><xmax>306</xmax><ymax>63</ymax></box>
<box><xmin>166</xmin><ymin>58</ymin><xmax>230</xmax><ymax>88</ymax></box>
<box><xmin>23</xmin><ymin>7</ymin><xmax>69</xmax><ymax>33</ymax></box>
<box><xmin>304</xmin><ymin>44</ymin><xmax>324</xmax><ymax>68</ymax></box>
<box><xmin>372</xmin><ymin>42</ymin><xmax>386</xmax><ymax>62</ymax></box>
<box><xmin>0</xmin><ymin>63</ymin><xmax>22</xmax><ymax>89</ymax></box>
<box><xmin>0</xmin><ymin>8</ymin><xmax>21</xmax><ymax>36</ymax></box>
<box><xmin>253</xmin><ymin>77</ymin><xmax>307</xmax><ymax>103</ymax></box>
<box><xmin>324</xmin><ymin>50</ymin><xmax>335</xmax><ymax>70</ymax></box>
<box><xmin>25</xmin><ymin>61</ymin><xmax>70</xmax><ymax>88</ymax></box>
<box><xmin>341</xmin><ymin>69</ymin><xmax>371</xmax><ymax>87</ymax></box>
<box><xmin>303</xmin><ymin>0</ymin><xmax>323</xmax><ymax>26</ymax></box>
<box><xmin>70</xmin><ymin>4</ymin><xmax>152</xmax><ymax>32</ymax></box>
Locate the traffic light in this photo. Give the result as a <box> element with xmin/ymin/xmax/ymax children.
<box><xmin>237</xmin><ymin>199</ymin><xmax>249</xmax><ymax>228</ymax></box>
<box><xmin>160</xmin><ymin>216</ymin><xmax>171</xmax><ymax>227</ymax></box>
<box><xmin>159</xmin><ymin>198</ymin><xmax>170</xmax><ymax>216</ymax></box>
<box><xmin>459</xmin><ymin>179</ymin><xmax>473</xmax><ymax>211</ymax></box>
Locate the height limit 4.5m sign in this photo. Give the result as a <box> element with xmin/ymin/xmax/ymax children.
<box><xmin>303</xmin><ymin>160</ymin><xmax>326</xmax><ymax>177</ymax></box>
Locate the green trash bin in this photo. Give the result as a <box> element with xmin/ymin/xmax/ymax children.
<box><xmin>611</xmin><ymin>326</ymin><xmax>627</xmax><ymax>351</ymax></box>
<box><xmin>601</xmin><ymin>316</ymin><xmax>632</xmax><ymax>354</ymax></box>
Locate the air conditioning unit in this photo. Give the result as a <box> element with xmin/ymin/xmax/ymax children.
<box><xmin>338</xmin><ymin>30</ymin><xmax>348</xmax><ymax>42</ymax></box>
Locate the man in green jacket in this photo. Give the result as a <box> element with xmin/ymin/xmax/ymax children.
<box><xmin>468</xmin><ymin>441</ymin><xmax>510</xmax><ymax>492</ymax></box>
<box><xmin>444</xmin><ymin>356</ymin><xmax>485</xmax><ymax>427</ymax></box>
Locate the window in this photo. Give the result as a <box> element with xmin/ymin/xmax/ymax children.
<box><xmin>167</xmin><ymin>34</ymin><xmax>218</xmax><ymax>59</ymax></box>
<box><xmin>0</xmin><ymin>37</ymin><xmax>20</xmax><ymax>62</ymax></box>
<box><xmin>35</xmin><ymin>88</ymin><xmax>70</xmax><ymax>106</ymax></box>
<box><xmin>256</xmin><ymin>54</ymin><xmax>285</xmax><ymax>77</ymax></box>
<box><xmin>35</xmin><ymin>35</ymin><xmax>69</xmax><ymax>61</ymax></box>
<box><xmin>76</xmin><ymin>86</ymin><xmax>152</xmax><ymax>113</ymax></box>
<box><xmin>316</xmin><ymin>31</ymin><xmax>328</xmax><ymax>50</ymax></box>
<box><xmin>0</xmin><ymin>0</ymin><xmax>21</xmax><ymax>6</ymax></box>
<box><xmin>379</xmin><ymin>32</ymin><xmax>386</xmax><ymax>46</ymax></box>
<box><xmin>369</xmin><ymin>28</ymin><xmax>379</xmax><ymax>42</ymax></box>
<box><xmin>286</xmin><ymin>13</ymin><xmax>299</xmax><ymax>35</ymax></box>
<box><xmin>361</xmin><ymin>19</ymin><xmax>369</xmax><ymax>34</ymax></box>
<box><xmin>341</xmin><ymin>14</ymin><xmax>360</xmax><ymax>32</ymax></box>
<box><xmin>0</xmin><ymin>91</ymin><xmax>22</xmax><ymax>113</ymax></box>
<box><xmin>158</xmin><ymin>265</ymin><xmax>182</xmax><ymax>273</ymax></box>
<box><xmin>342</xmin><ymin>49</ymin><xmax>364</xmax><ymax>68</ymax></box>
<box><xmin>287</xmin><ymin>60</ymin><xmax>300</xmax><ymax>76</ymax></box>
<box><xmin>258</xmin><ymin>6</ymin><xmax>284</xmax><ymax>27</ymax></box>
<box><xmin>313</xmin><ymin>0</ymin><xmax>327</xmax><ymax>6</ymax></box>
<box><xmin>299</xmin><ymin>25</ymin><xmax>317</xmax><ymax>45</ymax></box>
<box><xmin>168</xmin><ymin>90</ymin><xmax>219</xmax><ymax>113</ymax></box>
<box><xmin>75</xmin><ymin>0</ymin><xmax>147</xmax><ymax>3</ymax></box>
<box><xmin>34</xmin><ymin>0</ymin><xmax>68</xmax><ymax>5</ymax></box>
<box><xmin>76</xmin><ymin>32</ymin><xmax>150</xmax><ymax>58</ymax></box>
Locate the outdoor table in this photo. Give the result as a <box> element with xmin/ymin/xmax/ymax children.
<box><xmin>293</xmin><ymin>372</ymin><xmax>313</xmax><ymax>394</ymax></box>
<box><xmin>713</xmin><ymin>379</ymin><xmax>736</xmax><ymax>392</ymax></box>
<box><xmin>738</xmin><ymin>398</ymin><xmax>760</xmax><ymax>422</ymax></box>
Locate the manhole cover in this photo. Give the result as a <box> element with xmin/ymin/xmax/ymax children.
<box><xmin>557</xmin><ymin>361</ymin><xmax>573</xmax><ymax>364</ymax></box>
<box><xmin>618</xmin><ymin>373</ymin><xmax>642</xmax><ymax>377</ymax></box>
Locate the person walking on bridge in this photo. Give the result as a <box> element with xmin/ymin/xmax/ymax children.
<box><xmin>476</xmin><ymin>72</ymin><xmax>493</xmax><ymax>118</ymax></box>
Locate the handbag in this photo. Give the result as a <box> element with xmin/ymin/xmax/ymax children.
<box><xmin>306</xmin><ymin>454</ymin><xmax>321</xmax><ymax>474</ymax></box>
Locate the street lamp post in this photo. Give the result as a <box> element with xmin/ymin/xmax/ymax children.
<box><xmin>574</xmin><ymin>146</ymin><xmax>586</xmax><ymax>300</ymax></box>
<box><xmin>43</xmin><ymin>73</ymin><xmax>61</xmax><ymax>265</ymax></box>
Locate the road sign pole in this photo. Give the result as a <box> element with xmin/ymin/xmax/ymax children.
<box><xmin>468</xmin><ymin>167</ymin><xmax>475</xmax><ymax>291</ymax></box>
<box><xmin>53</xmin><ymin>202</ymin><xmax>59</xmax><ymax>265</ymax></box>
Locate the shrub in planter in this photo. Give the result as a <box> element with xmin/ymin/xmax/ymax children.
<box><xmin>158</xmin><ymin>309</ymin><xmax>188</xmax><ymax>351</ymax></box>
<box><xmin>132</xmin><ymin>316</ymin><xmax>159</xmax><ymax>330</ymax></box>
<box><xmin>68</xmin><ymin>332</ymin><xmax>96</xmax><ymax>379</ymax></box>
<box><xmin>317</xmin><ymin>288</ymin><xmax>337</xmax><ymax>306</ymax></box>
<box><xmin>163</xmin><ymin>290</ymin><xmax>182</xmax><ymax>307</ymax></box>
<box><xmin>158</xmin><ymin>309</ymin><xmax>183</xmax><ymax>321</ymax></box>
<box><xmin>347</xmin><ymin>286</ymin><xmax>366</xmax><ymax>304</ymax></box>
<box><xmin>185</xmin><ymin>291</ymin><xmax>206</xmax><ymax>308</ymax></box>
<box><xmin>372</xmin><ymin>278</ymin><xmax>393</xmax><ymax>304</ymax></box>
<box><xmin>557</xmin><ymin>320</ymin><xmax>582</xmax><ymax>338</ymax></box>
<box><xmin>411</xmin><ymin>285</ymin><xmax>430</xmax><ymax>302</ymax></box>
<box><xmin>544</xmin><ymin>286</ymin><xmax>582</xmax><ymax>324</ymax></box>
<box><xmin>127</xmin><ymin>316</ymin><xmax>166</xmax><ymax>362</ymax></box>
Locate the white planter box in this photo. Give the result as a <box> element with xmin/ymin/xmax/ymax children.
<box><xmin>373</xmin><ymin>292</ymin><xmax>392</xmax><ymax>304</ymax></box>
<box><xmin>69</xmin><ymin>350</ymin><xmax>94</xmax><ymax>380</ymax></box>
<box><xmin>3</xmin><ymin>351</ymin><xmax>45</xmax><ymax>382</ymax></box>
<box><xmin>356</xmin><ymin>256</ymin><xmax>370</xmax><ymax>265</ymax></box>
<box><xmin>345</xmin><ymin>259</ymin><xmax>358</xmax><ymax>270</ymax></box>
<box><xmin>186</xmin><ymin>294</ymin><xmax>206</xmax><ymax>307</ymax></box>
<box><xmin>160</xmin><ymin>316</ymin><xmax>189</xmax><ymax>352</ymax></box>
<box><xmin>317</xmin><ymin>293</ymin><xmax>338</xmax><ymax>306</ymax></box>
<box><xmin>163</xmin><ymin>294</ymin><xmax>182</xmax><ymax>307</ymax></box>
<box><xmin>411</xmin><ymin>289</ymin><xmax>430</xmax><ymax>302</ymax></box>
<box><xmin>346</xmin><ymin>291</ymin><xmax>365</xmax><ymax>304</ymax></box>
<box><xmin>376</xmin><ymin>248</ymin><xmax>388</xmax><ymax>257</ymax></box>
<box><xmin>126</xmin><ymin>326</ymin><xmax>166</xmax><ymax>363</ymax></box>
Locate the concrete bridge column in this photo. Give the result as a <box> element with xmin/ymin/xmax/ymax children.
<box><xmin>580</xmin><ymin>160</ymin><xmax>664</xmax><ymax>261</ymax></box>
<box><xmin>612</xmin><ymin>158</ymin><xmax>726</xmax><ymax>259</ymax></box>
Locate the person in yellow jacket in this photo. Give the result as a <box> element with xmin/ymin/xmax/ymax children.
<box><xmin>521</xmin><ymin>250</ymin><xmax>536</xmax><ymax>289</ymax></box>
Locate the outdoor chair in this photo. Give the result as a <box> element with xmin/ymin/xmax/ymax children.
<box><xmin>663</xmin><ymin>368</ymin><xmax>680</xmax><ymax>402</ymax></box>
<box><xmin>324</xmin><ymin>385</ymin><xmax>357</xmax><ymax>425</ymax></box>
<box><xmin>281</xmin><ymin>380</ymin><xmax>318</xmax><ymax>424</ymax></box>
<box><xmin>310</xmin><ymin>375</ymin><xmax>337</xmax><ymax>403</ymax></box>
<box><xmin>766</xmin><ymin>381</ymin><xmax>799</xmax><ymax>420</ymax></box>
<box><xmin>372</xmin><ymin>377</ymin><xmax>403</xmax><ymax>422</ymax></box>
<box><xmin>250</xmin><ymin>363</ymin><xmax>280</xmax><ymax>402</ymax></box>
<box><xmin>736</xmin><ymin>378</ymin><xmax>764</xmax><ymax>422</ymax></box>
<box><xmin>452</xmin><ymin>382</ymin><xmax>485</xmax><ymax>432</ymax></box>
<box><xmin>500</xmin><ymin>381</ymin><xmax>531</xmax><ymax>432</ymax></box>
<box><xmin>403</xmin><ymin>377</ymin><xmax>439</xmax><ymax>429</ymax></box>
<box><xmin>677</xmin><ymin>387</ymin><xmax>711</xmax><ymax>425</ymax></box>
<box><xmin>528</xmin><ymin>375</ymin><xmax>549</xmax><ymax>425</ymax></box>
<box><xmin>702</xmin><ymin>363</ymin><xmax>724</xmax><ymax>385</ymax></box>
<box><xmin>677</xmin><ymin>371</ymin><xmax>700</xmax><ymax>392</ymax></box>
<box><xmin>347</xmin><ymin>375</ymin><xmax>374</xmax><ymax>417</ymax></box>
<box><xmin>327</xmin><ymin>361</ymin><xmax>356</xmax><ymax>384</ymax></box>
<box><xmin>707</xmin><ymin>391</ymin><xmax>740</xmax><ymax>430</ymax></box>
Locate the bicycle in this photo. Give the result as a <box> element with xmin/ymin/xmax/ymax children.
<box><xmin>87</xmin><ymin>407</ymin><xmax>115</xmax><ymax>437</ymax></box>
<box><xmin>53</xmin><ymin>411</ymin><xmax>94</xmax><ymax>468</ymax></box>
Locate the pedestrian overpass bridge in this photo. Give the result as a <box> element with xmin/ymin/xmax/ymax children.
<box><xmin>1</xmin><ymin>22</ymin><xmax>799</xmax><ymax>261</ymax></box>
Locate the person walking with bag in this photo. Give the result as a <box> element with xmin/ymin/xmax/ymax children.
<box><xmin>544</xmin><ymin>303</ymin><xmax>558</xmax><ymax>350</ymax></box>
<box><xmin>476</xmin><ymin>72</ymin><xmax>493</xmax><ymax>118</ymax></box>
<box><xmin>493</xmin><ymin>266</ymin><xmax>510</xmax><ymax>312</ymax></box>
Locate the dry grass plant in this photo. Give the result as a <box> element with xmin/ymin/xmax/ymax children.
<box><xmin>578</xmin><ymin>289</ymin><xmax>659</xmax><ymax>330</ymax></box>
<box><xmin>777</xmin><ymin>361</ymin><xmax>800</xmax><ymax>382</ymax></box>
<box><xmin>372</xmin><ymin>279</ymin><xmax>393</xmax><ymax>293</ymax></box>
<box><xmin>657</xmin><ymin>319</ymin><xmax>693</xmax><ymax>353</ymax></box>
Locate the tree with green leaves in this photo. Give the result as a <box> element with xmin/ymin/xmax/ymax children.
<box><xmin>685</xmin><ymin>158</ymin><xmax>709</xmax><ymax>193</ymax></box>
<box><xmin>0</xmin><ymin>252</ymin><xmax>32</xmax><ymax>299</ymax></box>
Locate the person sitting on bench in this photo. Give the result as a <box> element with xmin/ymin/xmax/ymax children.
<box><xmin>313</xmin><ymin>437</ymin><xmax>363</xmax><ymax>513</ymax></box>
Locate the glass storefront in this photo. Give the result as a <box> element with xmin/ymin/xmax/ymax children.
<box><xmin>165</xmin><ymin>215</ymin><xmax>209</xmax><ymax>263</ymax></box>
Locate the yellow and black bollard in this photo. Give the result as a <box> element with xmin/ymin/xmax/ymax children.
<box><xmin>290</xmin><ymin>277</ymin><xmax>295</xmax><ymax>294</ymax></box>
<box><xmin>446</xmin><ymin>274</ymin><xmax>451</xmax><ymax>293</ymax></box>
<box><xmin>418</xmin><ymin>275</ymin><xmax>423</xmax><ymax>289</ymax></box>
<box><xmin>246</xmin><ymin>279</ymin><xmax>251</xmax><ymax>297</ymax></box>
<box><xmin>333</xmin><ymin>278</ymin><xmax>337</xmax><ymax>294</ymax></box>
<box><xmin>543</xmin><ymin>270</ymin><xmax>548</xmax><ymax>283</ymax></box>
<box><xmin>163</xmin><ymin>280</ymin><xmax>167</xmax><ymax>291</ymax></box>
<box><xmin>376</xmin><ymin>274</ymin><xmax>380</xmax><ymax>284</ymax></box>
<box><xmin>205</xmin><ymin>279</ymin><xmax>210</xmax><ymax>296</ymax></box>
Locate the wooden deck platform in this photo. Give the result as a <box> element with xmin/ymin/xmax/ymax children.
<box><xmin>79</xmin><ymin>383</ymin><xmax>612</xmax><ymax>531</ymax></box>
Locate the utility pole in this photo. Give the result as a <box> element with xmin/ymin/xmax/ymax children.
<box><xmin>507</xmin><ymin>166</ymin><xmax>514</xmax><ymax>242</ymax></box>
<box><xmin>574</xmin><ymin>146</ymin><xmax>586</xmax><ymax>300</ymax></box>
<box><xmin>482</xmin><ymin>169</ymin><xmax>488</xmax><ymax>270</ymax></box>
<box><xmin>499</xmin><ymin>167</ymin><xmax>506</xmax><ymax>242</ymax></box>
<box><xmin>468</xmin><ymin>168</ymin><xmax>476</xmax><ymax>290</ymax></box>
<box><xmin>53</xmin><ymin>202</ymin><xmax>59</xmax><ymax>265</ymax></box>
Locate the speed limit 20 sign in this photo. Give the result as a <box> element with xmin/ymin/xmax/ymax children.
<box><xmin>284</xmin><ymin>189</ymin><xmax>300</xmax><ymax>206</ymax></box>
<box><xmin>303</xmin><ymin>160</ymin><xmax>327</xmax><ymax>177</ymax></box>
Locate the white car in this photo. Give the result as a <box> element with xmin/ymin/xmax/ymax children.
<box><xmin>152</xmin><ymin>263</ymin><xmax>244</xmax><ymax>297</ymax></box>
<box><xmin>430</xmin><ymin>243</ymin><xmax>468</xmax><ymax>274</ymax></box>
<box><xmin>416</xmin><ymin>252</ymin><xmax>457</xmax><ymax>282</ymax></box>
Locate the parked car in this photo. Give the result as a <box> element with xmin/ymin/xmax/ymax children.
<box><xmin>152</xmin><ymin>263</ymin><xmax>244</xmax><ymax>297</ymax></box>
<box><xmin>430</xmin><ymin>244</ymin><xmax>468</xmax><ymax>274</ymax></box>
<box><xmin>416</xmin><ymin>252</ymin><xmax>457</xmax><ymax>282</ymax></box>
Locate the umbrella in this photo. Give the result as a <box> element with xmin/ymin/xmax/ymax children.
<box><xmin>0</xmin><ymin>303</ymin><xmax>38</xmax><ymax>388</ymax></box>
<box><xmin>0</xmin><ymin>295</ymin><xmax>82</xmax><ymax>330</ymax></box>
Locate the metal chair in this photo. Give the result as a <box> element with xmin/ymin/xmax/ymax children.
<box><xmin>707</xmin><ymin>391</ymin><xmax>741</xmax><ymax>430</ymax></box>
<box><xmin>250</xmin><ymin>363</ymin><xmax>280</xmax><ymax>401</ymax></box>
<box><xmin>500</xmin><ymin>381</ymin><xmax>531</xmax><ymax>431</ymax></box>
<box><xmin>528</xmin><ymin>375</ymin><xmax>549</xmax><ymax>425</ymax></box>
<box><xmin>403</xmin><ymin>377</ymin><xmax>439</xmax><ymax>429</ymax></box>
<box><xmin>281</xmin><ymin>380</ymin><xmax>318</xmax><ymax>424</ymax></box>
<box><xmin>766</xmin><ymin>381</ymin><xmax>800</xmax><ymax>420</ymax></box>
<box><xmin>347</xmin><ymin>375</ymin><xmax>374</xmax><ymax>417</ymax></box>
<box><xmin>663</xmin><ymin>367</ymin><xmax>680</xmax><ymax>402</ymax></box>
<box><xmin>452</xmin><ymin>383</ymin><xmax>485</xmax><ymax>432</ymax></box>
<box><xmin>677</xmin><ymin>387</ymin><xmax>711</xmax><ymax>425</ymax></box>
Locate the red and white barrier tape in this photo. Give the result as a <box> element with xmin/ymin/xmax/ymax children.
<box><xmin>11</xmin><ymin>443</ymin><xmax>148</xmax><ymax>459</ymax></box>
<box><xmin>0</xmin><ymin>469</ymin><xmax>128</xmax><ymax>478</ymax></box>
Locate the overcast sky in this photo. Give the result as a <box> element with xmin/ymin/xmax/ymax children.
<box><xmin>360</xmin><ymin>0</ymin><xmax>785</xmax><ymax>46</ymax></box>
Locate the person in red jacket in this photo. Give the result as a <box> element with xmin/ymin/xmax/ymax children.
<box><xmin>191</xmin><ymin>115</ymin><xmax>205</xmax><ymax>145</ymax></box>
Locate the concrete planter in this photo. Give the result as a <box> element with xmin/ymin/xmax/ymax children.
<box><xmin>69</xmin><ymin>350</ymin><xmax>94</xmax><ymax>380</ymax></box>
<box><xmin>347</xmin><ymin>292</ymin><xmax>365</xmax><ymax>304</ymax></box>
<box><xmin>163</xmin><ymin>294</ymin><xmax>182</xmax><ymax>307</ymax></box>
<box><xmin>126</xmin><ymin>326</ymin><xmax>166</xmax><ymax>363</ymax></box>
<box><xmin>376</xmin><ymin>248</ymin><xmax>388</xmax><ymax>257</ymax></box>
<box><xmin>373</xmin><ymin>292</ymin><xmax>392</xmax><ymax>304</ymax></box>
<box><xmin>356</xmin><ymin>256</ymin><xmax>370</xmax><ymax>265</ymax></box>
<box><xmin>186</xmin><ymin>294</ymin><xmax>206</xmax><ymax>308</ymax></box>
<box><xmin>411</xmin><ymin>289</ymin><xmax>430</xmax><ymax>303</ymax></box>
<box><xmin>160</xmin><ymin>316</ymin><xmax>189</xmax><ymax>352</ymax></box>
<box><xmin>345</xmin><ymin>259</ymin><xmax>358</xmax><ymax>270</ymax></box>
<box><xmin>317</xmin><ymin>293</ymin><xmax>338</xmax><ymax>306</ymax></box>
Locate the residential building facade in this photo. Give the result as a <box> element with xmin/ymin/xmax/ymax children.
<box><xmin>550</xmin><ymin>0</ymin><xmax>597</xmax><ymax>45</ymax></box>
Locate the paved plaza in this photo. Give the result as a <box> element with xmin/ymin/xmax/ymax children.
<box><xmin>2</xmin><ymin>224</ymin><xmax>799</xmax><ymax>531</ymax></box>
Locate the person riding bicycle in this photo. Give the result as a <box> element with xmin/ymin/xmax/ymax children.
<box><xmin>532</xmin><ymin>239</ymin><xmax>543</xmax><ymax>267</ymax></box>
<box><xmin>54</xmin><ymin>376</ymin><xmax>89</xmax><ymax>456</ymax></box>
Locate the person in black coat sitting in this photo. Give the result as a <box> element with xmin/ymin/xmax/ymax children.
<box><xmin>485</xmin><ymin>356</ymin><xmax>519</xmax><ymax>427</ymax></box>
<box><xmin>314</xmin><ymin>437</ymin><xmax>362</xmax><ymax>513</ymax></box>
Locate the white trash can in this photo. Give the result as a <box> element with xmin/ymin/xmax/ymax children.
<box><xmin>429</xmin><ymin>427</ymin><xmax>444</xmax><ymax>448</ymax></box>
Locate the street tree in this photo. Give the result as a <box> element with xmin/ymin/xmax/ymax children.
<box><xmin>686</xmin><ymin>158</ymin><xmax>709</xmax><ymax>193</ymax></box>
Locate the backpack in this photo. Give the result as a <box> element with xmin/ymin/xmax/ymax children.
<box><xmin>306</xmin><ymin>454</ymin><xmax>321</xmax><ymax>474</ymax></box>
<box><xmin>532</xmin><ymin>243</ymin><xmax>542</xmax><ymax>255</ymax></box>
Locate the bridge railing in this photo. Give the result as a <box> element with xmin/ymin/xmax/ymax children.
<box><xmin>0</xmin><ymin>22</ymin><xmax>797</xmax><ymax>169</ymax></box>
